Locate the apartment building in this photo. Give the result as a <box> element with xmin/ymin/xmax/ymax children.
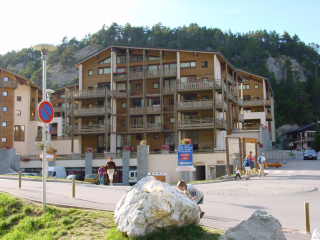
<box><xmin>237</xmin><ymin>70</ymin><xmax>275</xmax><ymax>141</ymax></box>
<box><xmin>59</xmin><ymin>45</ymin><xmax>246</xmax><ymax>153</ymax></box>
<box><xmin>0</xmin><ymin>68</ymin><xmax>42</xmax><ymax>154</ymax></box>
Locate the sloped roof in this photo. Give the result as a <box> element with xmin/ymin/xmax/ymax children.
<box><xmin>286</xmin><ymin>122</ymin><xmax>319</xmax><ymax>134</ymax></box>
<box><xmin>0</xmin><ymin>67</ymin><xmax>41</xmax><ymax>90</ymax></box>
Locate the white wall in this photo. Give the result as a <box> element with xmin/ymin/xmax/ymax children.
<box><xmin>243</xmin><ymin>111</ymin><xmax>267</xmax><ymax>126</ymax></box>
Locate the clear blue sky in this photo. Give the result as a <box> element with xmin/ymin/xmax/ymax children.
<box><xmin>1</xmin><ymin>0</ymin><xmax>319</xmax><ymax>55</ymax></box>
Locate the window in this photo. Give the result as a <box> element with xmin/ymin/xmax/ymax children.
<box><xmin>180</xmin><ymin>76</ymin><xmax>197</xmax><ymax>83</ymax></box>
<box><xmin>2</xmin><ymin>122</ymin><xmax>7</xmax><ymax>127</ymax></box>
<box><xmin>97</xmin><ymin>82</ymin><xmax>110</xmax><ymax>89</ymax></box>
<box><xmin>254</xmin><ymin>84</ymin><xmax>259</xmax><ymax>89</ymax></box>
<box><xmin>3</xmin><ymin>91</ymin><xmax>8</xmax><ymax>96</ymax></box>
<box><xmin>132</xmin><ymin>99</ymin><xmax>144</xmax><ymax>107</ymax></box>
<box><xmin>202</xmin><ymin>78</ymin><xmax>208</xmax><ymax>83</ymax></box>
<box><xmin>255</xmin><ymin>97</ymin><xmax>259</xmax><ymax>101</ymax></box>
<box><xmin>136</xmin><ymin>134</ymin><xmax>142</xmax><ymax>140</ymax></box>
<box><xmin>88</xmin><ymin>70</ymin><xmax>93</xmax><ymax>76</ymax></box>
<box><xmin>17</xmin><ymin>96</ymin><xmax>21</xmax><ymax>101</ymax></box>
<box><xmin>203</xmin><ymin>115</ymin><xmax>210</xmax><ymax>119</ymax></box>
<box><xmin>117</xmin><ymin>83</ymin><xmax>126</xmax><ymax>90</ymax></box>
<box><xmin>148</xmin><ymin>56</ymin><xmax>160</xmax><ymax>61</ymax></box>
<box><xmin>121</xmin><ymin>120</ymin><xmax>127</xmax><ymax>126</ymax></box>
<box><xmin>154</xmin><ymin>133</ymin><xmax>159</xmax><ymax>139</ymax></box>
<box><xmin>14</xmin><ymin>125</ymin><xmax>25</xmax><ymax>141</ymax></box>
<box><xmin>243</xmin><ymin>95</ymin><xmax>251</xmax><ymax>101</ymax></box>
<box><xmin>2</xmin><ymin>137</ymin><xmax>6</xmax><ymax>142</ymax></box>
<box><xmin>16</xmin><ymin>110</ymin><xmax>21</xmax><ymax>116</ymax></box>
<box><xmin>58</xmin><ymin>94</ymin><xmax>65</xmax><ymax>99</ymax></box>
<box><xmin>153</xmin><ymin>83</ymin><xmax>159</xmax><ymax>89</ymax></box>
<box><xmin>98</xmin><ymin>57</ymin><xmax>111</xmax><ymax>64</ymax></box>
<box><xmin>169</xmin><ymin>117</ymin><xmax>175</xmax><ymax>123</ymax></box>
<box><xmin>4</xmin><ymin>77</ymin><xmax>8</xmax><ymax>81</ymax></box>
<box><xmin>202</xmin><ymin>61</ymin><xmax>208</xmax><ymax>68</ymax></box>
<box><xmin>202</xmin><ymin>96</ymin><xmax>209</xmax><ymax>100</ymax></box>
<box><xmin>243</xmin><ymin>85</ymin><xmax>250</xmax><ymax>90</ymax></box>
<box><xmin>2</xmin><ymin>107</ymin><xmax>8</xmax><ymax>111</ymax></box>
<box><xmin>180</xmin><ymin>61</ymin><xmax>196</xmax><ymax>69</ymax></box>
<box><xmin>98</xmin><ymin>67</ymin><xmax>111</xmax><ymax>75</ymax></box>
<box><xmin>130</xmin><ymin>66</ymin><xmax>143</xmax><ymax>72</ymax></box>
<box><xmin>136</xmin><ymin>84</ymin><xmax>142</xmax><ymax>90</ymax></box>
<box><xmin>117</xmin><ymin>56</ymin><xmax>126</xmax><ymax>64</ymax></box>
<box><xmin>121</xmin><ymin>102</ymin><xmax>127</xmax><ymax>108</ymax></box>
<box><xmin>169</xmin><ymin>99</ymin><xmax>174</xmax><ymax>105</ymax></box>
<box><xmin>165</xmin><ymin>132</ymin><xmax>175</xmax><ymax>146</ymax></box>
<box><xmin>88</xmin><ymin>86</ymin><xmax>93</xmax><ymax>90</ymax></box>
<box><xmin>163</xmin><ymin>63</ymin><xmax>177</xmax><ymax>69</ymax></box>
<box><xmin>132</xmin><ymin>55</ymin><xmax>143</xmax><ymax>62</ymax></box>
<box><xmin>116</xmin><ymin>68</ymin><xmax>126</xmax><ymax>73</ymax></box>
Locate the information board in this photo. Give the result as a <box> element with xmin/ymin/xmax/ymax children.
<box><xmin>178</xmin><ymin>144</ymin><xmax>193</xmax><ymax>166</ymax></box>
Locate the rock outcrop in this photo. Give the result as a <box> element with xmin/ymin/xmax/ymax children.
<box><xmin>312</xmin><ymin>228</ymin><xmax>320</xmax><ymax>240</ymax></box>
<box><xmin>220</xmin><ymin>210</ymin><xmax>286</xmax><ymax>240</ymax></box>
<box><xmin>115</xmin><ymin>176</ymin><xmax>199</xmax><ymax>237</ymax></box>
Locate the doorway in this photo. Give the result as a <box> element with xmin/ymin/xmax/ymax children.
<box><xmin>191</xmin><ymin>165</ymin><xmax>206</xmax><ymax>181</ymax></box>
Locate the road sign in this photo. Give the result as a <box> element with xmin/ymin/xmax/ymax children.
<box><xmin>178</xmin><ymin>144</ymin><xmax>193</xmax><ymax>166</ymax></box>
<box><xmin>35</xmin><ymin>142</ymin><xmax>50</xmax><ymax>151</ymax></box>
<box><xmin>38</xmin><ymin>101</ymin><xmax>54</xmax><ymax>123</ymax></box>
<box><xmin>176</xmin><ymin>166</ymin><xmax>196</xmax><ymax>171</ymax></box>
<box><xmin>48</xmin><ymin>124</ymin><xmax>52</xmax><ymax>134</ymax></box>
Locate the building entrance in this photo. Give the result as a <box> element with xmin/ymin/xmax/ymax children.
<box><xmin>191</xmin><ymin>165</ymin><xmax>205</xmax><ymax>181</ymax></box>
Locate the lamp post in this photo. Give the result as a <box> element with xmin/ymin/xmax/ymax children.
<box><xmin>32</xmin><ymin>44</ymin><xmax>56</xmax><ymax>212</ymax></box>
<box><xmin>300</xmin><ymin>132</ymin><xmax>303</xmax><ymax>151</ymax></box>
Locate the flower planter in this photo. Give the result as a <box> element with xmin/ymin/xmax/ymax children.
<box><xmin>266</xmin><ymin>162</ymin><xmax>282</xmax><ymax>168</ymax></box>
<box><xmin>161</xmin><ymin>150</ymin><xmax>169</xmax><ymax>154</ymax></box>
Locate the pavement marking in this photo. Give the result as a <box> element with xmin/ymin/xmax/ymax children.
<box><xmin>273</xmin><ymin>170</ymin><xmax>282</xmax><ymax>173</ymax></box>
<box><xmin>302</xmin><ymin>170</ymin><xmax>308</xmax><ymax>173</ymax></box>
<box><xmin>287</xmin><ymin>171</ymin><xmax>295</xmax><ymax>173</ymax></box>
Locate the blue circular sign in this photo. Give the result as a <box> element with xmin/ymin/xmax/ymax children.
<box><xmin>38</xmin><ymin>101</ymin><xmax>54</xmax><ymax>123</ymax></box>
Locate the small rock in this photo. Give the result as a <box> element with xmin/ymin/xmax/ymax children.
<box><xmin>220</xmin><ymin>210</ymin><xmax>286</xmax><ymax>240</ymax></box>
<box><xmin>115</xmin><ymin>176</ymin><xmax>199</xmax><ymax>237</ymax></box>
<box><xmin>312</xmin><ymin>228</ymin><xmax>320</xmax><ymax>240</ymax></box>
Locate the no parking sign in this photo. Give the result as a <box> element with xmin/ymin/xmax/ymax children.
<box><xmin>38</xmin><ymin>101</ymin><xmax>54</xmax><ymax>123</ymax></box>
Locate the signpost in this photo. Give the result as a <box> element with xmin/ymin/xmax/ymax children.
<box><xmin>38</xmin><ymin>101</ymin><xmax>54</xmax><ymax>124</ymax></box>
<box><xmin>177</xmin><ymin>144</ymin><xmax>195</xmax><ymax>171</ymax></box>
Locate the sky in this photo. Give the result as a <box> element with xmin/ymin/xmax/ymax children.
<box><xmin>1</xmin><ymin>0</ymin><xmax>319</xmax><ymax>55</ymax></box>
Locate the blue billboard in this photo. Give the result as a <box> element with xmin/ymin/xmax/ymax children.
<box><xmin>178</xmin><ymin>144</ymin><xmax>193</xmax><ymax>166</ymax></box>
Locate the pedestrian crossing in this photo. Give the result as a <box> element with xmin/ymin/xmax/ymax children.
<box><xmin>264</xmin><ymin>170</ymin><xmax>320</xmax><ymax>175</ymax></box>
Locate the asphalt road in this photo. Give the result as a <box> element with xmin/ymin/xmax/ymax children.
<box><xmin>0</xmin><ymin>152</ymin><xmax>319</xmax><ymax>239</ymax></box>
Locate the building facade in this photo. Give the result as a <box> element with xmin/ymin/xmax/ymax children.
<box><xmin>61</xmin><ymin>45</ymin><xmax>247</xmax><ymax>153</ymax></box>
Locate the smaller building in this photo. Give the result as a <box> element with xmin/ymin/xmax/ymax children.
<box><xmin>285</xmin><ymin>122</ymin><xmax>319</xmax><ymax>150</ymax></box>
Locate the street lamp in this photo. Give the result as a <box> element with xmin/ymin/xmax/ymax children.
<box><xmin>289</xmin><ymin>142</ymin><xmax>294</xmax><ymax>154</ymax></box>
<box><xmin>32</xmin><ymin>44</ymin><xmax>56</xmax><ymax>212</ymax></box>
<box><xmin>300</xmin><ymin>132</ymin><xmax>303</xmax><ymax>151</ymax></box>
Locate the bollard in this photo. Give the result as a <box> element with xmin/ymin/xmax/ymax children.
<box><xmin>19</xmin><ymin>171</ymin><xmax>21</xmax><ymax>189</ymax></box>
<box><xmin>305</xmin><ymin>202</ymin><xmax>310</xmax><ymax>234</ymax></box>
<box><xmin>72</xmin><ymin>178</ymin><xmax>75</xmax><ymax>198</ymax></box>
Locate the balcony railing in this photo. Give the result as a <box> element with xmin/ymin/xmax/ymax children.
<box><xmin>72</xmin><ymin>89</ymin><xmax>110</xmax><ymax>99</ymax></box>
<box><xmin>72</xmin><ymin>124</ymin><xmax>111</xmax><ymax>134</ymax></box>
<box><xmin>233</xmin><ymin>113</ymin><xmax>244</xmax><ymax>122</ymax></box>
<box><xmin>177</xmin><ymin>99</ymin><xmax>213</xmax><ymax>110</ymax></box>
<box><xmin>214</xmin><ymin>80</ymin><xmax>227</xmax><ymax>92</ymax></box>
<box><xmin>239</xmin><ymin>113</ymin><xmax>244</xmax><ymax>122</ymax></box>
<box><xmin>114</xmin><ymin>68</ymin><xmax>177</xmax><ymax>81</ymax></box>
<box><xmin>0</xmin><ymin>79</ymin><xmax>17</xmax><ymax>88</ymax></box>
<box><xmin>129</xmin><ymin>106</ymin><xmax>144</xmax><ymax>114</ymax></box>
<box><xmin>222</xmin><ymin>72</ymin><xmax>233</xmax><ymax>84</ymax></box>
<box><xmin>228</xmin><ymin>91</ymin><xmax>234</xmax><ymax>100</ymax></box>
<box><xmin>215</xmin><ymin>99</ymin><xmax>228</xmax><ymax>111</ymax></box>
<box><xmin>244</xmin><ymin>99</ymin><xmax>271</xmax><ymax>107</ymax></box>
<box><xmin>216</xmin><ymin>118</ymin><xmax>228</xmax><ymax>130</ymax></box>
<box><xmin>147</xmin><ymin>123</ymin><xmax>162</xmax><ymax>132</ymax></box>
<box><xmin>53</xmin><ymin>106</ymin><xmax>65</xmax><ymax>112</ymax></box>
<box><xmin>238</xmin><ymin>98</ymin><xmax>243</xmax><ymax>107</ymax></box>
<box><xmin>113</xmin><ymin>90</ymin><xmax>132</xmax><ymax>98</ymax></box>
<box><xmin>146</xmin><ymin>105</ymin><xmax>162</xmax><ymax>113</ymax></box>
<box><xmin>178</xmin><ymin>118</ymin><xmax>214</xmax><ymax>129</ymax></box>
<box><xmin>129</xmin><ymin>124</ymin><xmax>144</xmax><ymax>132</ymax></box>
<box><xmin>266</xmin><ymin>112</ymin><xmax>272</xmax><ymax>120</ymax></box>
<box><xmin>177</xmin><ymin>80</ymin><xmax>214</xmax><ymax>91</ymax></box>
<box><xmin>74</xmin><ymin>107</ymin><xmax>110</xmax><ymax>116</ymax></box>
<box><xmin>163</xmin><ymin>86</ymin><xmax>175</xmax><ymax>94</ymax></box>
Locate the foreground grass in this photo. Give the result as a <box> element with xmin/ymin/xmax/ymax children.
<box><xmin>0</xmin><ymin>192</ymin><xmax>223</xmax><ymax>240</ymax></box>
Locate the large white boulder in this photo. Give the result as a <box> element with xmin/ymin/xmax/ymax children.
<box><xmin>220</xmin><ymin>210</ymin><xmax>286</xmax><ymax>240</ymax></box>
<box><xmin>115</xmin><ymin>176</ymin><xmax>200</xmax><ymax>237</ymax></box>
<box><xmin>312</xmin><ymin>228</ymin><xmax>320</xmax><ymax>240</ymax></box>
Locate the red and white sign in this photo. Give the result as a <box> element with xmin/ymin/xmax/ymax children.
<box><xmin>176</xmin><ymin>166</ymin><xmax>196</xmax><ymax>172</ymax></box>
<box><xmin>38</xmin><ymin>101</ymin><xmax>54</xmax><ymax>123</ymax></box>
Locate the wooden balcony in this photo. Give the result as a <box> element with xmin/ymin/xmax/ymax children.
<box><xmin>178</xmin><ymin>119</ymin><xmax>214</xmax><ymax>129</ymax></box>
<box><xmin>72</xmin><ymin>124</ymin><xmax>111</xmax><ymax>134</ymax></box>
<box><xmin>129</xmin><ymin>124</ymin><xmax>144</xmax><ymax>132</ymax></box>
<box><xmin>163</xmin><ymin>68</ymin><xmax>177</xmax><ymax>77</ymax></box>
<box><xmin>215</xmin><ymin>99</ymin><xmax>227</xmax><ymax>111</ymax></box>
<box><xmin>177</xmin><ymin>80</ymin><xmax>214</xmax><ymax>92</ymax></box>
<box><xmin>112</xmin><ymin>90</ymin><xmax>132</xmax><ymax>98</ymax></box>
<box><xmin>214</xmin><ymin>80</ymin><xmax>227</xmax><ymax>93</ymax></box>
<box><xmin>129</xmin><ymin>106</ymin><xmax>144</xmax><ymax>114</ymax></box>
<box><xmin>113</xmin><ymin>68</ymin><xmax>177</xmax><ymax>81</ymax></box>
<box><xmin>216</xmin><ymin>118</ymin><xmax>228</xmax><ymax>130</ymax></box>
<box><xmin>222</xmin><ymin>72</ymin><xmax>233</xmax><ymax>84</ymax></box>
<box><xmin>163</xmin><ymin>87</ymin><xmax>175</xmax><ymax>94</ymax></box>
<box><xmin>266</xmin><ymin>112</ymin><xmax>273</xmax><ymax>120</ymax></box>
<box><xmin>0</xmin><ymin>79</ymin><xmax>17</xmax><ymax>88</ymax></box>
<box><xmin>233</xmin><ymin>113</ymin><xmax>244</xmax><ymax>122</ymax></box>
<box><xmin>147</xmin><ymin>123</ymin><xmax>162</xmax><ymax>132</ymax></box>
<box><xmin>53</xmin><ymin>106</ymin><xmax>65</xmax><ymax>112</ymax></box>
<box><xmin>146</xmin><ymin>105</ymin><xmax>162</xmax><ymax>114</ymax></box>
<box><xmin>238</xmin><ymin>98</ymin><xmax>243</xmax><ymax>107</ymax></box>
<box><xmin>74</xmin><ymin>106</ymin><xmax>110</xmax><ymax>116</ymax></box>
<box><xmin>243</xmin><ymin>99</ymin><xmax>271</xmax><ymax>107</ymax></box>
<box><xmin>72</xmin><ymin>89</ymin><xmax>110</xmax><ymax>99</ymax></box>
<box><xmin>177</xmin><ymin>99</ymin><xmax>213</xmax><ymax>110</ymax></box>
<box><xmin>228</xmin><ymin>91</ymin><xmax>234</xmax><ymax>101</ymax></box>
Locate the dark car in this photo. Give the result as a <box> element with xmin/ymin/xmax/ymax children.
<box><xmin>66</xmin><ymin>174</ymin><xmax>85</xmax><ymax>181</ymax></box>
<box><xmin>303</xmin><ymin>149</ymin><xmax>318</xmax><ymax>160</ymax></box>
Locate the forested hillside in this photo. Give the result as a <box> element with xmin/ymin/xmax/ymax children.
<box><xmin>0</xmin><ymin>23</ymin><xmax>319</xmax><ymax>128</ymax></box>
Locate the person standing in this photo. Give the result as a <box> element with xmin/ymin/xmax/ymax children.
<box><xmin>106</xmin><ymin>157</ymin><xmax>116</xmax><ymax>186</ymax></box>
<box><xmin>258</xmin><ymin>153</ymin><xmax>268</xmax><ymax>177</ymax></box>
<box><xmin>97</xmin><ymin>165</ymin><xmax>106</xmax><ymax>185</ymax></box>
<box><xmin>242</xmin><ymin>156</ymin><xmax>251</xmax><ymax>180</ymax></box>
<box><xmin>234</xmin><ymin>166</ymin><xmax>241</xmax><ymax>180</ymax></box>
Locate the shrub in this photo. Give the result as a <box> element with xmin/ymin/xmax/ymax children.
<box><xmin>161</xmin><ymin>145</ymin><xmax>170</xmax><ymax>150</ymax></box>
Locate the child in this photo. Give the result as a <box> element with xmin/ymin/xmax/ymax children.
<box><xmin>235</xmin><ymin>166</ymin><xmax>241</xmax><ymax>180</ymax></box>
<box><xmin>242</xmin><ymin>156</ymin><xmax>251</xmax><ymax>180</ymax></box>
<box><xmin>177</xmin><ymin>180</ymin><xmax>205</xmax><ymax>219</ymax></box>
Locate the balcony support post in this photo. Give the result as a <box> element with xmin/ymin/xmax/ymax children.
<box><xmin>71</xmin><ymin>90</ymin><xmax>74</xmax><ymax>153</ymax></box>
<box><xmin>213</xmin><ymin>54</ymin><xmax>217</xmax><ymax>149</ymax></box>
<box><xmin>105</xmin><ymin>89</ymin><xmax>109</xmax><ymax>152</ymax></box>
<box><xmin>160</xmin><ymin>50</ymin><xmax>164</xmax><ymax>131</ymax></box>
<box><xmin>225</xmin><ymin>63</ymin><xmax>229</xmax><ymax>132</ymax></box>
<box><xmin>143</xmin><ymin>49</ymin><xmax>147</xmax><ymax>140</ymax></box>
<box><xmin>126</xmin><ymin>48</ymin><xmax>130</xmax><ymax>133</ymax></box>
<box><xmin>174</xmin><ymin>78</ymin><xmax>178</xmax><ymax>150</ymax></box>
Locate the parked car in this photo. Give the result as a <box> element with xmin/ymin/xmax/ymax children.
<box><xmin>303</xmin><ymin>149</ymin><xmax>318</xmax><ymax>160</ymax></box>
<box><xmin>66</xmin><ymin>174</ymin><xmax>85</xmax><ymax>181</ymax></box>
<box><xmin>128</xmin><ymin>170</ymin><xmax>137</xmax><ymax>186</ymax></box>
<box><xmin>84</xmin><ymin>174</ymin><xmax>108</xmax><ymax>185</ymax></box>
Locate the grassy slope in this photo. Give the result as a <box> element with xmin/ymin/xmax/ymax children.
<box><xmin>0</xmin><ymin>192</ymin><xmax>223</xmax><ymax>240</ymax></box>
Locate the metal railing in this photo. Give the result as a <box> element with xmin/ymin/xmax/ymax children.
<box><xmin>243</xmin><ymin>99</ymin><xmax>271</xmax><ymax>107</ymax></box>
<box><xmin>215</xmin><ymin>99</ymin><xmax>228</xmax><ymax>110</ymax></box>
<box><xmin>129</xmin><ymin>124</ymin><xmax>144</xmax><ymax>132</ymax></box>
<box><xmin>113</xmin><ymin>90</ymin><xmax>132</xmax><ymax>98</ymax></box>
<box><xmin>216</xmin><ymin>118</ymin><xmax>228</xmax><ymax>130</ymax></box>
<box><xmin>73</xmin><ymin>124</ymin><xmax>111</xmax><ymax>134</ymax></box>
<box><xmin>178</xmin><ymin>118</ymin><xmax>214</xmax><ymax>129</ymax></box>
<box><xmin>129</xmin><ymin>106</ymin><xmax>144</xmax><ymax>114</ymax></box>
<box><xmin>146</xmin><ymin>105</ymin><xmax>162</xmax><ymax>113</ymax></box>
<box><xmin>72</xmin><ymin>89</ymin><xmax>110</xmax><ymax>99</ymax></box>
<box><xmin>163</xmin><ymin>86</ymin><xmax>175</xmax><ymax>94</ymax></box>
<box><xmin>177</xmin><ymin>99</ymin><xmax>213</xmax><ymax>109</ymax></box>
<box><xmin>222</xmin><ymin>72</ymin><xmax>233</xmax><ymax>84</ymax></box>
<box><xmin>74</xmin><ymin>106</ymin><xmax>110</xmax><ymax>116</ymax></box>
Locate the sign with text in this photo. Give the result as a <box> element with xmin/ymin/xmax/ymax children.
<box><xmin>176</xmin><ymin>166</ymin><xmax>196</xmax><ymax>171</ymax></box>
<box><xmin>178</xmin><ymin>144</ymin><xmax>193</xmax><ymax>166</ymax></box>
